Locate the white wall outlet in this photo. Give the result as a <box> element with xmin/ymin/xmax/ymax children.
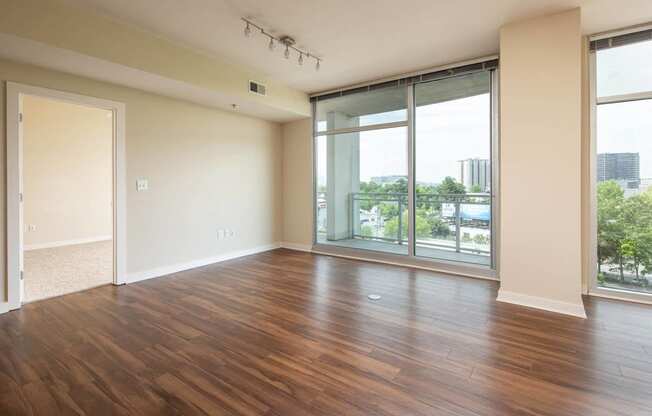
<box><xmin>217</xmin><ymin>229</ymin><xmax>225</xmax><ymax>240</ymax></box>
<box><xmin>227</xmin><ymin>229</ymin><xmax>235</xmax><ymax>238</ymax></box>
<box><xmin>136</xmin><ymin>178</ymin><xmax>149</xmax><ymax>192</ymax></box>
<box><xmin>27</xmin><ymin>224</ymin><xmax>36</xmax><ymax>232</ymax></box>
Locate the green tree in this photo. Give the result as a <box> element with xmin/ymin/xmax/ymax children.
<box><xmin>358</xmin><ymin>180</ymin><xmax>408</xmax><ymax>214</ymax></box>
<box><xmin>620</xmin><ymin>193</ymin><xmax>652</xmax><ymax>283</ymax></box>
<box><xmin>469</xmin><ymin>184</ymin><xmax>482</xmax><ymax>193</ymax></box>
<box><xmin>415</xmin><ymin>183</ymin><xmax>439</xmax><ymax>210</ymax></box>
<box><xmin>596</xmin><ymin>181</ymin><xmax>626</xmax><ymax>279</ymax></box>
<box><xmin>421</xmin><ymin>210</ymin><xmax>450</xmax><ymax>238</ymax></box>
<box><xmin>473</xmin><ymin>234</ymin><xmax>488</xmax><ymax>246</ymax></box>
<box><xmin>384</xmin><ymin>210</ymin><xmax>430</xmax><ymax>241</ymax></box>
<box><xmin>360</xmin><ymin>224</ymin><xmax>375</xmax><ymax>238</ymax></box>
<box><xmin>436</xmin><ymin>177</ymin><xmax>466</xmax><ymax>195</ymax></box>
<box><xmin>358</xmin><ymin>181</ymin><xmax>382</xmax><ymax>211</ymax></box>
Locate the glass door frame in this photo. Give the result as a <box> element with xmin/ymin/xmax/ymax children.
<box><xmin>588</xmin><ymin>30</ymin><xmax>652</xmax><ymax>303</ymax></box>
<box><xmin>311</xmin><ymin>65</ymin><xmax>500</xmax><ymax>280</ymax></box>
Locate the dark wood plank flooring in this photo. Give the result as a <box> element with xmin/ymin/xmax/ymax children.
<box><xmin>1</xmin><ymin>249</ymin><xmax>652</xmax><ymax>415</ymax></box>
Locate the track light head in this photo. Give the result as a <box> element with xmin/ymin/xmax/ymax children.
<box><xmin>284</xmin><ymin>45</ymin><xmax>290</xmax><ymax>59</ymax></box>
<box><xmin>244</xmin><ymin>22</ymin><xmax>251</xmax><ymax>37</ymax></box>
<box><xmin>268</xmin><ymin>37</ymin><xmax>275</xmax><ymax>51</ymax></box>
<box><xmin>316</xmin><ymin>60</ymin><xmax>320</xmax><ymax>71</ymax></box>
<box><xmin>298</xmin><ymin>53</ymin><xmax>303</xmax><ymax>65</ymax></box>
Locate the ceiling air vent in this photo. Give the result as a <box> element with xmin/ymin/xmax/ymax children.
<box><xmin>249</xmin><ymin>80</ymin><xmax>266</xmax><ymax>96</ymax></box>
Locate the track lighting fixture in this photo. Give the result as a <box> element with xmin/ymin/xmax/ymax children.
<box><xmin>241</xmin><ymin>18</ymin><xmax>322</xmax><ymax>71</ymax></box>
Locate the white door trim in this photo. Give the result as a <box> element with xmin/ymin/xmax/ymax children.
<box><xmin>5</xmin><ymin>82</ymin><xmax>127</xmax><ymax>310</ymax></box>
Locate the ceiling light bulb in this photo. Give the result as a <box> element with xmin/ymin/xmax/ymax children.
<box><xmin>244</xmin><ymin>22</ymin><xmax>251</xmax><ymax>37</ymax></box>
<box><xmin>268</xmin><ymin>38</ymin><xmax>275</xmax><ymax>51</ymax></box>
<box><xmin>298</xmin><ymin>53</ymin><xmax>304</xmax><ymax>65</ymax></box>
<box><xmin>316</xmin><ymin>60</ymin><xmax>320</xmax><ymax>71</ymax></box>
<box><xmin>284</xmin><ymin>45</ymin><xmax>290</xmax><ymax>59</ymax></box>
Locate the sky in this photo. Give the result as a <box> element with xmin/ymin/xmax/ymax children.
<box><xmin>596</xmin><ymin>40</ymin><xmax>652</xmax><ymax>178</ymax></box>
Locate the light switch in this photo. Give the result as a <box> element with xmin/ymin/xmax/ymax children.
<box><xmin>136</xmin><ymin>179</ymin><xmax>149</xmax><ymax>192</ymax></box>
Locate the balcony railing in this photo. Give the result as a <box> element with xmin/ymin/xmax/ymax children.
<box><xmin>317</xmin><ymin>191</ymin><xmax>491</xmax><ymax>256</ymax></box>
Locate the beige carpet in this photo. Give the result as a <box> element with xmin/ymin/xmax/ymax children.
<box><xmin>24</xmin><ymin>240</ymin><xmax>113</xmax><ymax>302</ymax></box>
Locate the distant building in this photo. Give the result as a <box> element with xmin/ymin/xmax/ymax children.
<box><xmin>370</xmin><ymin>175</ymin><xmax>407</xmax><ymax>184</ymax></box>
<box><xmin>458</xmin><ymin>159</ymin><xmax>490</xmax><ymax>192</ymax></box>
<box><xmin>597</xmin><ymin>153</ymin><xmax>640</xmax><ymax>186</ymax></box>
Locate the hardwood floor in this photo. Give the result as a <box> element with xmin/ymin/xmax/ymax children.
<box><xmin>1</xmin><ymin>249</ymin><xmax>652</xmax><ymax>415</ymax></box>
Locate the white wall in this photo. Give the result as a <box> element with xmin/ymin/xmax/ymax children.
<box><xmin>498</xmin><ymin>8</ymin><xmax>585</xmax><ymax>317</ymax></box>
<box><xmin>23</xmin><ymin>95</ymin><xmax>112</xmax><ymax>248</ymax></box>
<box><xmin>0</xmin><ymin>58</ymin><xmax>284</xmax><ymax>308</ymax></box>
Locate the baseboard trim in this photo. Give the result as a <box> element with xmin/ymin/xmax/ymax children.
<box><xmin>311</xmin><ymin>244</ymin><xmax>498</xmax><ymax>282</ymax></box>
<box><xmin>280</xmin><ymin>242</ymin><xmax>312</xmax><ymax>252</ymax></box>
<box><xmin>25</xmin><ymin>235</ymin><xmax>112</xmax><ymax>251</ymax></box>
<box><xmin>497</xmin><ymin>289</ymin><xmax>587</xmax><ymax>318</ymax></box>
<box><xmin>125</xmin><ymin>242</ymin><xmax>281</xmax><ymax>284</ymax></box>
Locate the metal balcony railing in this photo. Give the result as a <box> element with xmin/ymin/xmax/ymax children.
<box><xmin>317</xmin><ymin>191</ymin><xmax>491</xmax><ymax>256</ymax></box>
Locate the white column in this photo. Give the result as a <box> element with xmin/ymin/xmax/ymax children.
<box><xmin>326</xmin><ymin>112</ymin><xmax>360</xmax><ymax>241</ymax></box>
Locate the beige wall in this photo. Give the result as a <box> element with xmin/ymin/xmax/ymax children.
<box><xmin>23</xmin><ymin>95</ymin><xmax>112</xmax><ymax>247</ymax></box>
<box><xmin>0</xmin><ymin>58</ymin><xmax>283</xmax><ymax>305</ymax></box>
<box><xmin>498</xmin><ymin>9</ymin><xmax>584</xmax><ymax>313</ymax></box>
<box><xmin>282</xmin><ymin>119</ymin><xmax>314</xmax><ymax>248</ymax></box>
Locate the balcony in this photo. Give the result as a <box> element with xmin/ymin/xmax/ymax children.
<box><xmin>316</xmin><ymin>191</ymin><xmax>492</xmax><ymax>267</ymax></box>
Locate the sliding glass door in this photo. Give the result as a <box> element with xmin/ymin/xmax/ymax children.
<box><xmin>414</xmin><ymin>73</ymin><xmax>492</xmax><ymax>266</ymax></box>
<box><xmin>314</xmin><ymin>62</ymin><xmax>497</xmax><ymax>270</ymax></box>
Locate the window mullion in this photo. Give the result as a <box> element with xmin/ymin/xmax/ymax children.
<box><xmin>407</xmin><ymin>84</ymin><xmax>415</xmax><ymax>257</ymax></box>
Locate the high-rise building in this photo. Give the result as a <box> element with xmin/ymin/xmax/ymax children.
<box><xmin>597</xmin><ymin>153</ymin><xmax>640</xmax><ymax>186</ymax></box>
<box><xmin>458</xmin><ymin>159</ymin><xmax>490</xmax><ymax>192</ymax></box>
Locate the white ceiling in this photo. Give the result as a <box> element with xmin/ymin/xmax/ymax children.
<box><xmin>61</xmin><ymin>0</ymin><xmax>652</xmax><ymax>94</ymax></box>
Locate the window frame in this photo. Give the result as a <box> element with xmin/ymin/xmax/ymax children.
<box><xmin>588</xmin><ymin>26</ymin><xmax>652</xmax><ymax>303</ymax></box>
<box><xmin>311</xmin><ymin>59</ymin><xmax>500</xmax><ymax>280</ymax></box>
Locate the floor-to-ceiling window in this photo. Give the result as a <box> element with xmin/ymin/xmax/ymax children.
<box><xmin>313</xmin><ymin>59</ymin><xmax>498</xmax><ymax>271</ymax></box>
<box><xmin>591</xmin><ymin>28</ymin><xmax>652</xmax><ymax>298</ymax></box>
<box><xmin>414</xmin><ymin>72</ymin><xmax>492</xmax><ymax>266</ymax></box>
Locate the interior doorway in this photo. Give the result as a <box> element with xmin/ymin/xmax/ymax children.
<box><xmin>21</xmin><ymin>95</ymin><xmax>114</xmax><ymax>302</ymax></box>
<box><xmin>5</xmin><ymin>83</ymin><xmax>126</xmax><ymax>309</ymax></box>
